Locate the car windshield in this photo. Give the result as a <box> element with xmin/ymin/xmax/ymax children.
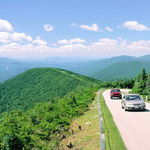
<box><xmin>112</xmin><ymin>89</ymin><xmax>120</xmax><ymax>92</ymax></box>
<box><xmin>126</xmin><ymin>95</ymin><xmax>141</xmax><ymax>101</ymax></box>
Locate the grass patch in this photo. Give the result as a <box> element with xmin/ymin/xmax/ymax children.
<box><xmin>59</xmin><ymin>92</ymin><xmax>100</xmax><ymax>150</ymax></box>
<box><xmin>100</xmin><ymin>90</ymin><xmax>127</xmax><ymax>150</ymax></box>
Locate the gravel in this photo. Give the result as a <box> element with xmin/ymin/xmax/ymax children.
<box><xmin>103</xmin><ymin>89</ymin><xmax>150</xmax><ymax>150</ymax></box>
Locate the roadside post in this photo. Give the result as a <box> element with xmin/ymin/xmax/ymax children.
<box><xmin>100</xmin><ymin>134</ymin><xmax>105</xmax><ymax>150</ymax></box>
<box><xmin>100</xmin><ymin>118</ymin><xmax>103</xmax><ymax>133</ymax></box>
<box><xmin>98</xmin><ymin>89</ymin><xmax>105</xmax><ymax>150</ymax></box>
<box><xmin>146</xmin><ymin>96</ymin><xmax>148</xmax><ymax>101</ymax></box>
<box><xmin>99</xmin><ymin>111</ymin><xmax>101</xmax><ymax>119</ymax></box>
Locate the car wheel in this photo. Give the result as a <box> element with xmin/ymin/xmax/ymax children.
<box><xmin>119</xmin><ymin>96</ymin><xmax>122</xmax><ymax>99</ymax></box>
<box><xmin>111</xmin><ymin>96</ymin><xmax>113</xmax><ymax>99</ymax></box>
<box><xmin>125</xmin><ymin>108</ymin><xmax>127</xmax><ymax>111</ymax></box>
<box><xmin>122</xmin><ymin>105</ymin><xmax>124</xmax><ymax>109</ymax></box>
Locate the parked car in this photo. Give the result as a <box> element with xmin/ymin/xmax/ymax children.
<box><xmin>121</xmin><ymin>94</ymin><xmax>146</xmax><ymax>111</ymax></box>
<box><xmin>110</xmin><ymin>89</ymin><xmax>122</xmax><ymax>99</ymax></box>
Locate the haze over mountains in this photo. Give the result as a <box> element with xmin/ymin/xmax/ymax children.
<box><xmin>1</xmin><ymin>55</ymin><xmax>150</xmax><ymax>83</ymax></box>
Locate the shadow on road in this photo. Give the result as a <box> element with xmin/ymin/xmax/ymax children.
<box><xmin>110</xmin><ymin>98</ymin><xmax>122</xmax><ymax>100</ymax></box>
<box><xmin>127</xmin><ymin>108</ymin><xmax>150</xmax><ymax>113</ymax></box>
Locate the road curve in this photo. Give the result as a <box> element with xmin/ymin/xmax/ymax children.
<box><xmin>103</xmin><ymin>89</ymin><xmax>150</xmax><ymax>150</ymax></box>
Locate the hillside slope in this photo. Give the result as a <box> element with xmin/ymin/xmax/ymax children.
<box><xmin>92</xmin><ymin>61</ymin><xmax>150</xmax><ymax>81</ymax></box>
<box><xmin>0</xmin><ymin>67</ymin><xmax>100</xmax><ymax>114</ymax></box>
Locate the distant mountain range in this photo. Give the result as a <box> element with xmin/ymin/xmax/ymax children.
<box><xmin>92</xmin><ymin>60</ymin><xmax>150</xmax><ymax>81</ymax></box>
<box><xmin>0</xmin><ymin>55</ymin><xmax>150</xmax><ymax>83</ymax></box>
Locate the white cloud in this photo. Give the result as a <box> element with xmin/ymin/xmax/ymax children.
<box><xmin>32</xmin><ymin>36</ymin><xmax>47</xmax><ymax>45</ymax></box>
<box><xmin>93</xmin><ymin>38</ymin><xmax>118</xmax><ymax>49</ymax></box>
<box><xmin>126</xmin><ymin>40</ymin><xmax>150</xmax><ymax>50</ymax></box>
<box><xmin>0</xmin><ymin>42</ymin><xmax>86</xmax><ymax>58</ymax></box>
<box><xmin>52</xmin><ymin>43</ymin><xmax>57</xmax><ymax>46</ymax></box>
<box><xmin>124</xmin><ymin>21</ymin><xmax>150</xmax><ymax>31</ymax></box>
<box><xmin>44</xmin><ymin>24</ymin><xmax>54</xmax><ymax>31</ymax></box>
<box><xmin>58</xmin><ymin>39</ymin><xmax>68</xmax><ymax>44</ymax></box>
<box><xmin>0</xmin><ymin>32</ymin><xmax>32</xmax><ymax>43</ymax></box>
<box><xmin>0</xmin><ymin>32</ymin><xmax>11</xmax><ymax>43</ymax></box>
<box><xmin>71</xmin><ymin>23</ymin><xmax>102</xmax><ymax>32</ymax></box>
<box><xmin>0</xmin><ymin>19</ymin><xmax>14</xmax><ymax>32</ymax></box>
<box><xmin>120</xmin><ymin>40</ymin><xmax>127</xmax><ymax>47</ymax></box>
<box><xmin>11</xmin><ymin>32</ymin><xmax>32</xmax><ymax>42</ymax></box>
<box><xmin>118</xmin><ymin>37</ymin><xmax>122</xmax><ymax>40</ymax></box>
<box><xmin>70</xmin><ymin>23</ymin><xmax>77</xmax><ymax>26</ymax></box>
<box><xmin>105</xmin><ymin>26</ymin><xmax>113</xmax><ymax>32</ymax></box>
<box><xmin>80</xmin><ymin>23</ymin><xmax>102</xmax><ymax>32</ymax></box>
<box><xmin>59</xmin><ymin>44</ymin><xmax>86</xmax><ymax>52</ymax></box>
<box><xmin>0</xmin><ymin>19</ymin><xmax>32</xmax><ymax>44</ymax></box>
<box><xmin>58</xmin><ymin>38</ymin><xmax>86</xmax><ymax>44</ymax></box>
<box><xmin>1</xmin><ymin>38</ymin><xmax>150</xmax><ymax>58</ymax></box>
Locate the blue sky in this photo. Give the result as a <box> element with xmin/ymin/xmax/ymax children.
<box><xmin>0</xmin><ymin>0</ymin><xmax>150</xmax><ymax>59</ymax></box>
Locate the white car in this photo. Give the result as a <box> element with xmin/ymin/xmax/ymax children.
<box><xmin>121</xmin><ymin>94</ymin><xmax>146</xmax><ymax>111</ymax></box>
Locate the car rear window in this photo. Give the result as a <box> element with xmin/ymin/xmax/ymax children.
<box><xmin>112</xmin><ymin>89</ymin><xmax>120</xmax><ymax>92</ymax></box>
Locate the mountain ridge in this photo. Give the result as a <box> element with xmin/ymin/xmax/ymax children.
<box><xmin>92</xmin><ymin>60</ymin><xmax>150</xmax><ymax>81</ymax></box>
<box><xmin>0</xmin><ymin>67</ymin><xmax>100</xmax><ymax>114</ymax></box>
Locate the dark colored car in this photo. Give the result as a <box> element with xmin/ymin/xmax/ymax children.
<box><xmin>110</xmin><ymin>89</ymin><xmax>122</xmax><ymax>99</ymax></box>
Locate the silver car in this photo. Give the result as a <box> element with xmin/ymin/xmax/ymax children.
<box><xmin>121</xmin><ymin>94</ymin><xmax>146</xmax><ymax>111</ymax></box>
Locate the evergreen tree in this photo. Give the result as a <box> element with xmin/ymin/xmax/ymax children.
<box><xmin>142</xmin><ymin>68</ymin><xmax>147</xmax><ymax>81</ymax></box>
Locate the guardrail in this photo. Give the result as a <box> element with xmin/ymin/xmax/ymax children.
<box><xmin>97</xmin><ymin>89</ymin><xmax>105</xmax><ymax>150</ymax></box>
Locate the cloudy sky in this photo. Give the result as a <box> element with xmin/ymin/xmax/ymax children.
<box><xmin>0</xmin><ymin>0</ymin><xmax>150</xmax><ymax>59</ymax></box>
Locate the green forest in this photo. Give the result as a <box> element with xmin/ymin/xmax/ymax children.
<box><xmin>0</xmin><ymin>68</ymin><xmax>100</xmax><ymax>114</ymax></box>
<box><xmin>0</xmin><ymin>67</ymin><xmax>149</xmax><ymax>149</ymax></box>
<box><xmin>132</xmin><ymin>68</ymin><xmax>150</xmax><ymax>98</ymax></box>
<box><xmin>0</xmin><ymin>86</ymin><xmax>99</xmax><ymax>149</ymax></box>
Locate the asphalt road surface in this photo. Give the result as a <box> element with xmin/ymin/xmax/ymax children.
<box><xmin>103</xmin><ymin>89</ymin><xmax>150</xmax><ymax>150</ymax></box>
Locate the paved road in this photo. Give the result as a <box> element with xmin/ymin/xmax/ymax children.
<box><xmin>103</xmin><ymin>89</ymin><xmax>150</xmax><ymax>150</ymax></box>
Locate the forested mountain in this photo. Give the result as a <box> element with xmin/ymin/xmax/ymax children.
<box><xmin>92</xmin><ymin>61</ymin><xmax>150</xmax><ymax>81</ymax></box>
<box><xmin>0</xmin><ymin>67</ymin><xmax>101</xmax><ymax>149</ymax></box>
<box><xmin>0</xmin><ymin>57</ymin><xmax>21</xmax><ymax>64</ymax></box>
<box><xmin>0</xmin><ymin>57</ymin><xmax>92</xmax><ymax>83</ymax></box>
<box><xmin>0</xmin><ymin>67</ymin><xmax>100</xmax><ymax>114</ymax></box>
<box><xmin>138</xmin><ymin>55</ymin><xmax>150</xmax><ymax>61</ymax></box>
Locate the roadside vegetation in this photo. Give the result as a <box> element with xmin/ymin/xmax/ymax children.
<box><xmin>0</xmin><ymin>85</ymin><xmax>100</xmax><ymax>149</ymax></box>
<box><xmin>59</xmin><ymin>92</ymin><xmax>100</xmax><ymax>150</ymax></box>
<box><xmin>131</xmin><ymin>68</ymin><xmax>150</xmax><ymax>100</ymax></box>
